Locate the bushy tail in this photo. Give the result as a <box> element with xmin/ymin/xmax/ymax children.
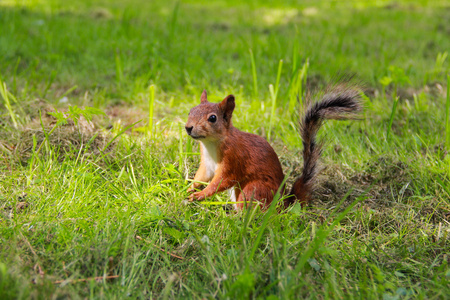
<box><xmin>285</xmin><ymin>87</ymin><xmax>363</xmax><ymax>208</ymax></box>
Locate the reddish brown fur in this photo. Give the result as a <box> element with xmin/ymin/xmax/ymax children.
<box><xmin>219</xmin><ymin>128</ymin><xmax>285</xmax><ymax>209</ymax></box>
<box><xmin>186</xmin><ymin>89</ymin><xmax>362</xmax><ymax>210</ymax></box>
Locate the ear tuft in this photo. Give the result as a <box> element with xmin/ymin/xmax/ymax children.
<box><xmin>219</xmin><ymin>94</ymin><xmax>235</xmax><ymax>123</ymax></box>
<box><xmin>200</xmin><ymin>90</ymin><xmax>208</xmax><ymax>103</ymax></box>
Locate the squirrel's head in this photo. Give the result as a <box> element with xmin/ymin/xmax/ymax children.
<box><xmin>185</xmin><ymin>90</ymin><xmax>235</xmax><ymax>141</ymax></box>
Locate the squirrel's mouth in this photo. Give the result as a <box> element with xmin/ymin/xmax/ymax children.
<box><xmin>190</xmin><ymin>135</ymin><xmax>205</xmax><ymax>139</ymax></box>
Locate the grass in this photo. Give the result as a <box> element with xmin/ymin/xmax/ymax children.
<box><xmin>1</xmin><ymin>0</ymin><xmax>450</xmax><ymax>298</ymax></box>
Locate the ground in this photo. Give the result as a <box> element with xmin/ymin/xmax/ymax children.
<box><xmin>0</xmin><ymin>0</ymin><xmax>449</xmax><ymax>299</ymax></box>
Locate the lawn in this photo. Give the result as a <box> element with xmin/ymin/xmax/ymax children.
<box><xmin>0</xmin><ymin>0</ymin><xmax>449</xmax><ymax>298</ymax></box>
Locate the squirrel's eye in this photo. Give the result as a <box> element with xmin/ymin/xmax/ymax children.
<box><xmin>208</xmin><ymin>115</ymin><xmax>217</xmax><ymax>123</ymax></box>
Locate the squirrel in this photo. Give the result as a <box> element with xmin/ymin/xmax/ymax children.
<box><xmin>185</xmin><ymin>87</ymin><xmax>362</xmax><ymax>210</ymax></box>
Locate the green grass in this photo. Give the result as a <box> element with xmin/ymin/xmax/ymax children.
<box><xmin>1</xmin><ymin>0</ymin><xmax>450</xmax><ymax>298</ymax></box>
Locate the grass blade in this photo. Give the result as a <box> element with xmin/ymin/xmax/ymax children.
<box><xmin>115</xmin><ymin>50</ymin><xmax>124</xmax><ymax>87</ymax></box>
<box><xmin>148</xmin><ymin>84</ymin><xmax>155</xmax><ymax>136</ymax></box>
<box><xmin>168</xmin><ymin>1</ymin><xmax>180</xmax><ymax>42</ymax></box>
<box><xmin>292</xmin><ymin>38</ymin><xmax>298</xmax><ymax>74</ymax></box>
<box><xmin>268</xmin><ymin>84</ymin><xmax>276</xmax><ymax>140</ymax></box>
<box><xmin>268</xmin><ymin>60</ymin><xmax>283</xmax><ymax>140</ymax></box>
<box><xmin>0</xmin><ymin>81</ymin><xmax>18</xmax><ymax>128</ymax></box>
<box><xmin>41</xmin><ymin>70</ymin><xmax>56</xmax><ymax>99</ymax></box>
<box><xmin>178</xmin><ymin>123</ymin><xmax>184</xmax><ymax>173</ymax></box>
<box><xmin>60</xmin><ymin>85</ymin><xmax>78</xmax><ymax>100</ymax></box>
<box><xmin>274</xmin><ymin>59</ymin><xmax>283</xmax><ymax>99</ymax></box>
<box><xmin>288</xmin><ymin>59</ymin><xmax>308</xmax><ymax>113</ymax></box>
<box><xmin>12</xmin><ymin>57</ymin><xmax>20</xmax><ymax>94</ymax></box>
<box><xmin>446</xmin><ymin>74</ymin><xmax>450</xmax><ymax>148</ymax></box>
<box><xmin>386</xmin><ymin>96</ymin><xmax>398</xmax><ymax>140</ymax></box>
<box><xmin>249</xmin><ymin>49</ymin><xmax>258</xmax><ymax>99</ymax></box>
<box><xmin>247</xmin><ymin>176</ymin><xmax>289</xmax><ymax>262</ymax></box>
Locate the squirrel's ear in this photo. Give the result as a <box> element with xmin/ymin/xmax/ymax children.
<box><xmin>200</xmin><ymin>90</ymin><xmax>208</xmax><ymax>103</ymax></box>
<box><xmin>219</xmin><ymin>94</ymin><xmax>235</xmax><ymax>122</ymax></box>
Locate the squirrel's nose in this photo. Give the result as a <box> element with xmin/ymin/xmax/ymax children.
<box><xmin>185</xmin><ymin>126</ymin><xmax>193</xmax><ymax>135</ymax></box>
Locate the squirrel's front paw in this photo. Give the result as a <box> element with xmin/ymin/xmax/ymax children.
<box><xmin>187</xmin><ymin>183</ymin><xmax>201</xmax><ymax>195</ymax></box>
<box><xmin>188</xmin><ymin>192</ymin><xmax>204</xmax><ymax>202</ymax></box>
<box><xmin>188</xmin><ymin>193</ymin><xmax>195</xmax><ymax>202</ymax></box>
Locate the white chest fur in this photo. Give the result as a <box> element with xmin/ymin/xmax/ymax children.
<box><xmin>200</xmin><ymin>141</ymin><xmax>237</xmax><ymax>209</ymax></box>
<box><xmin>200</xmin><ymin>141</ymin><xmax>218</xmax><ymax>178</ymax></box>
<box><xmin>228</xmin><ymin>188</ymin><xmax>238</xmax><ymax>210</ymax></box>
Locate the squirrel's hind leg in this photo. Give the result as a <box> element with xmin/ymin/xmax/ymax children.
<box><xmin>237</xmin><ymin>182</ymin><xmax>276</xmax><ymax>210</ymax></box>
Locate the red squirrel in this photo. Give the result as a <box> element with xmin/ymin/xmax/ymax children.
<box><xmin>185</xmin><ymin>88</ymin><xmax>362</xmax><ymax>210</ymax></box>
